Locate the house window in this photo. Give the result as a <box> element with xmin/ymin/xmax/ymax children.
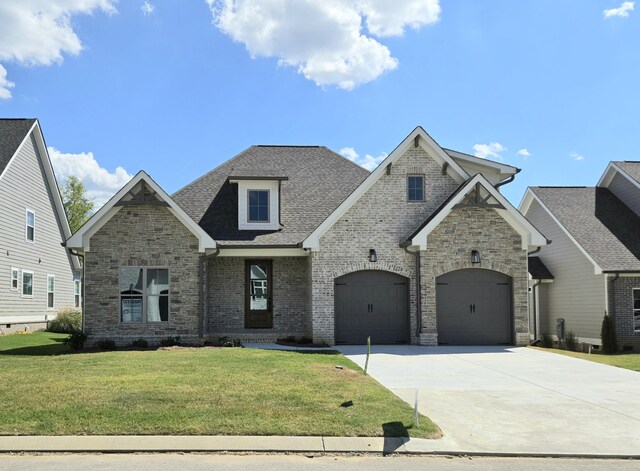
<box><xmin>74</xmin><ymin>280</ymin><xmax>81</xmax><ymax>308</ymax></box>
<box><xmin>248</xmin><ymin>190</ymin><xmax>269</xmax><ymax>222</ymax></box>
<box><xmin>25</xmin><ymin>209</ymin><xmax>35</xmax><ymax>242</ymax></box>
<box><xmin>22</xmin><ymin>271</ymin><xmax>33</xmax><ymax>297</ymax></box>
<box><xmin>634</xmin><ymin>289</ymin><xmax>640</xmax><ymax>332</ymax></box>
<box><xmin>407</xmin><ymin>175</ymin><xmax>424</xmax><ymax>202</ymax></box>
<box><xmin>47</xmin><ymin>275</ymin><xmax>55</xmax><ymax>309</ymax></box>
<box><xmin>119</xmin><ymin>267</ymin><xmax>169</xmax><ymax>323</ymax></box>
<box><xmin>10</xmin><ymin>268</ymin><xmax>19</xmax><ymax>290</ymax></box>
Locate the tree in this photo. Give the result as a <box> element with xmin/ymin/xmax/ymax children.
<box><xmin>61</xmin><ymin>176</ymin><xmax>94</xmax><ymax>233</ymax></box>
<box><xmin>601</xmin><ymin>313</ymin><xmax>618</xmax><ymax>354</ymax></box>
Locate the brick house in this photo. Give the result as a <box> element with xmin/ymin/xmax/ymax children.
<box><xmin>66</xmin><ymin>127</ymin><xmax>547</xmax><ymax>346</ymax></box>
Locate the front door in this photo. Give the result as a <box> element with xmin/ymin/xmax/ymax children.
<box><xmin>245</xmin><ymin>260</ymin><xmax>273</xmax><ymax>328</ymax></box>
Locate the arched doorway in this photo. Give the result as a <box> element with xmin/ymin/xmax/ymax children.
<box><xmin>436</xmin><ymin>269</ymin><xmax>512</xmax><ymax>345</ymax></box>
<box><xmin>334</xmin><ymin>270</ymin><xmax>409</xmax><ymax>345</ymax></box>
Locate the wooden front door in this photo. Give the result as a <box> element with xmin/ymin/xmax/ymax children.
<box><xmin>245</xmin><ymin>260</ymin><xmax>273</xmax><ymax>328</ymax></box>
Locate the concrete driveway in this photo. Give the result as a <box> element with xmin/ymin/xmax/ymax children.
<box><xmin>336</xmin><ymin>346</ymin><xmax>640</xmax><ymax>455</ymax></box>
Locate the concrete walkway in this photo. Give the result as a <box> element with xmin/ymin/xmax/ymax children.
<box><xmin>336</xmin><ymin>345</ymin><xmax>640</xmax><ymax>456</ymax></box>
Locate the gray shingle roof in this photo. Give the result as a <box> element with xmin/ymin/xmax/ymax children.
<box><xmin>0</xmin><ymin>119</ymin><xmax>36</xmax><ymax>176</ymax></box>
<box><xmin>614</xmin><ymin>161</ymin><xmax>640</xmax><ymax>185</ymax></box>
<box><xmin>531</xmin><ymin>186</ymin><xmax>640</xmax><ymax>272</ymax></box>
<box><xmin>172</xmin><ymin>145</ymin><xmax>369</xmax><ymax>246</ymax></box>
<box><xmin>528</xmin><ymin>256</ymin><xmax>554</xmax><ymax>280</ymax></box>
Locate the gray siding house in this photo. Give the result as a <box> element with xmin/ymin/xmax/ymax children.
<box><xmin>0</xmin><ymin>119</ymin><xmax>81</xmax><ymax>333</ymax></box>
<box><xmin>67</xmin><ymin>127</ymin><xmax>547</xmax><ymax>346</ymax></box>
<box><xmin>521</xmin><ymin>160</ymin><xmax>640</xmax><ymax>350</ymax></box>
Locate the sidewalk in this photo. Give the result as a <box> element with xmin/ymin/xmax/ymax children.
<box><xmin>0</xmin><ymin>435</ymin><xmax>638</xmax><ymax>458</ymax></box>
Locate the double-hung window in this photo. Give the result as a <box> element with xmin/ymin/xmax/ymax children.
<box><xmin>634</xmin><ymin>289</ymin><xmax>640</xmax><ymax>333</ymax></box>
<box><xmin>10</xmin><ymin>268</ymin><xmax>19</xmax><ymax>290</ymax></box>
<box><xmin>74</xmin><ymin>280</ymin><xmax>81</xmax><ymax>308</ymax></box>
<box><xmin>248</xmin><ymin>190</ymin><xmax>269</xmax><ymax>222</ymax></box>
<box><xmin>120</xmin><ymin>268</ymin><xmax>169</xmax><ymax>323</ymax></box>
<box><xmin>25</xmin><ymin>209</ymin><xmax>35</xmax><ymax>242</ymax></box>
<box><xmin>47</xmin><ymin>275</ymin><xmax>55</xmax><ymax>309</ymax></box>
<box><xmin>22</xmin><ymin>271</ymin><xmax>33</xmax><ymax>297</ymax></box>
<box><xmin>407</xmin><ymin>175</ymin><xmax>425</xmax><ymax>202</ymax></box>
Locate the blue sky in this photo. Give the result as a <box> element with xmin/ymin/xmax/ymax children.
<box><xmin>1</xmin><ymin>0</ymin><xmax>638</xmax><ymax>206</ymax></box>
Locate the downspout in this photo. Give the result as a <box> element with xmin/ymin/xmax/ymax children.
<box><xmin>68</xmin><ymin>249</ymin><xmax>85</xmax><ymax>333</ymax></box>
<box><xmin>531</xmin><ymin>279</ymin><xmax>541</xmax><ymax>341</ymax></box>
<box><xmin>404</xmin><ymin>246</ymin><xmax>422</xmax><ymax>338</ymax></box>
<box><xmin>199</xmin><ymin>247</ymin><xmax>220</xmax><ymax>339</ymax></box>
<box><xmin>494</xmin><ymin>169</ymin><xmax>520</xmax><ymax>190</ymax></box>
<box><xmin>609</xmin><ymin>272</ymin><xmax>620</xmax><ymax>326</ymax></box>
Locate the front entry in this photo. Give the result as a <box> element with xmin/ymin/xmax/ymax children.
<box><xmin>334</xmin><ymin>270</ymin><xmax>409</xmax><ymax>345</ymax></box>
<box><xmin>245</xmin><ymin>260</ymin><xmax>272</xmax><ymax>328</ymax></box>
<box><xmin>436</xmin><ymin>269</ymin><xmax>512</xmax><ymax>345</ymax></box>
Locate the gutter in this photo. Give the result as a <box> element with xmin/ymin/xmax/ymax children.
<box><xmin>494</xmin><ymin>168</ymin><xmax>521</xmax><ymax>189</ymax></box>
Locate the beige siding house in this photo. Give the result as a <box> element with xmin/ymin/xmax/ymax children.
<box><xmin>0</xmin><ymin>119</ymin><xmax>81</xmax><ymax>332</ymax></box>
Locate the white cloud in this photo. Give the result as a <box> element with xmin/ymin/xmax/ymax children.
<box><xmin>49</xmin><ymin>147</ymin><xmax>133</xmax><ymax>208</ymax></box>
<box><xmin>604</xmin><ymin>1</ymin><xmax>634</xmax><ymax>18</ymax></box>
<box><xmin>516</xmin><ymin>148</ymin><xmax>531</xmax><ymax>158</ymax></box>
<box><xmin>0</xmin><ymin>64</ymin><xmax>14</xmax><ymax>99</ymax></box>
<box><xmin>339</xmin><ymin>146</ymin><xmax>387</xmax><ymax>171</ymax></box>
<box><xmin>571</xmin><ymin>152</ymin><xmax>585</xmax><ymax>161</ymax></box>
<box><xmin>472</xmin><ymin>142</ymin><xmax>506</xmax><ymax>160</ymax></box>
<box><xmin>141</xmin><ymin>1</ymin><xmax>155</xmax><ymax>16</ymax></box>
<box><xmin>0</xmin><ymin>1</ymin><xmax>117</xmax><ymax>98</ymax></box>
<box><xmin>206</xmin><ymin>0</ymin><xmax>441</xmax><ymax>89</ymax></box>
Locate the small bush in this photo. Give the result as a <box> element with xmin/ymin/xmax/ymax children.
<box><xmin>97</xmin><ymin>339</ymin><xmax>117</xmax><ymax>350</ymax></box>
<box><xmin>160</xmin><ymin>336</ymin><xmax>181</xmax><ymax>347</ymax></box>
<box><xmin>65</xmin><ymin>331</ymin><xmax>86</xmax><ymax>350</ymax></box>
<box><xmin>48</xmin><ymin>308</ymin><xmax>82</xmax><ymax>333</ymax></box>
<box><xmin>565</xmin><ymin>331</ymin><xmax>578</xmax><ymax>351</ymax></box>
<box><xmin>601</xmin><ymin>314</ymin><xmax>618</xmax><ymax>354</ymax></box>
<box><xmin>540</xmin><ymin>333</ymin><xmax>554</xmax><ymax>348</ymax></box>
<box><xmin>130</xmin><ymin>338</ymin><xmax>149</xmax><ymax>348</ymax></box>
<box><xmin>217</xmin><ymin>336</ymin><xmax>241</xmax><ymax>347</ymax></box>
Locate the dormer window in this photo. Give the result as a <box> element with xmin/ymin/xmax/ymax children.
<box><xmin>248</xmin><ymin>190</ymin><xmax>270</xmax><ymax>222</ymax></box>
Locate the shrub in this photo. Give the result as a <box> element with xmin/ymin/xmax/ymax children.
<box><xmin>65</xmin><ymin>331</ymin><xmax>86</xmax><ymax>350</ymax></box>
<box><xmin>217</xmin><ymin>336</ymin><xmax>241</xmax><ymax>347</ymax></box>
<box><xmin>130</xmin><ymin>338</ymin><xmax>149</xmax><ymax>348</ymax></box>
<box><xmin>160</xmin><ymin>336</ymin><xmax>181</xmax><ymax>347</ymax></box>
<box><xmin>601</xmin><ymin>314</ymin><xmax>618</xmax><ymax>354</ymax></box>
<box><xmin>97</xmin><ymin>339</ymin><xmax>116</xmax><ymax>350</ymax></box>
<box><xmin>48</xmin><ymin>308</ymin><xmax>82</xmax><ymax>333</ymax></box>
<box><xmin>565</xmin><ymin>331</ymin><xmax>578</xmax><ymax>351</ymax></box>
<box><xmin>540</xmin><ymin>333</ymin><xmax>554</xmax><ymax>348</ymax></box>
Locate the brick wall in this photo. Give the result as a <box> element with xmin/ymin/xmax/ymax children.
<box><xmin>608</xmin><ymin>276</ymin><xmax>640</xmax><ymax>350</ymax></box>
<box><xmin>84</xmin><ymin>205</ymin><xmax>201</xmax><ymax>345</ymax></box>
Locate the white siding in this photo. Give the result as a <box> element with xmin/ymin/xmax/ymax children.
<box><xmin>0</xmin><ymin>133</ymin><xmax>78</xmax><ymax>322</ymax></box>
<box><xmin>607</xmin><ymin>172</ymin><xmax>640</xmax><ymax>218</ymax></box>
<box><xmin>525</xmin><ymin>199</ymin><xmax>606</xmax><ymax>339</ymax></box>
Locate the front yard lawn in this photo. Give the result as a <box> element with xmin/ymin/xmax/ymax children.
<box><xmin>531</xmin><ymin>347</ymin><xmax>640</xmax><ymax>372</ymax></box>
<box><xmin>0</xmin><ymin>332</ymin><xmax>440</xmax><ymax>438</ymax></box>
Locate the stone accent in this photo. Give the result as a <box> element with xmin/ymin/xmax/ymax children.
<box><xmin>84</xmin><ymin>205</ymin><xmax>201</xmax><ymax>345</ymax></box>
<box><xmin>311</xmin><ymin>146</ymin><xmax>460</xmax><ymax>345</ymax></box>
<box><xmin>608</xmin><ymin>276</ymin><xmax>640</xmax><ymax>350</ymax></box>
<box><xmin>207</xmin><ymin>256</ymin><xmax>311</xmax><ymax>339</ymax></box>
<box><xmin>420</xmin><ymin>207</ymin><xmax>529</xmax><ymax>346</ymax></box>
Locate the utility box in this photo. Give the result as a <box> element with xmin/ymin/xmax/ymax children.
<box><xmin>556</xmin><ymin>318</ymin><xmax>565</xmax><ymax>340</ymax></box>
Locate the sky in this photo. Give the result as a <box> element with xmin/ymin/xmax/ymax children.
<box><xmin>0</xmin><ymin>0</ymin><xmax>639</xmax><ymax>207</ymax></box>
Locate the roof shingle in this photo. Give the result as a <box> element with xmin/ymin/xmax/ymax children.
<box><xmin>614</xmin><ymin>161</ymin><xmax>640</xmax><ymax>185</ymax></box>
<box><xmin>0</xmin><ymin>119</ymin><xmax>36</xmax><ymax>176</ymax></box>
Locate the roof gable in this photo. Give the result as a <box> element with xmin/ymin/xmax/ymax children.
<box><xmin>598</xmin><ymin>161</ymin><xmax>640</xmax><ymax>190</ymax></box>
<box><xmin>405</xmin><ymin>174</ymin><xmax>548</xmax><ymax>250</ymax></box>
<box><xmin>66</xmin><ymin>171</ymin><xmax>216</xmax><ymax>252</ymax></box>
<box><xmin>0</xmin><ymin>119</ymin><xmax>37</xmax><ymax>179</ymax></box>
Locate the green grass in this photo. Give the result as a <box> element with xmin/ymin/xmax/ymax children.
<box><xmin>0</xmin><ymin>332</ymin><xmax>440</xmax><ymax>438</ymax></box>
<box><xmin>531</xmin><ymin>346</ymin><xmax>640</xmax><ymax>372</ymax></box>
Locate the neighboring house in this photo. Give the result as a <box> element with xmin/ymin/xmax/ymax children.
<box><xmin>0</xmin><ymin>119</ymin><xmax>81</xmax><ymax>333</ymax></box>
<box><xmin>67</xmin><ymin>127</ymin><xmax>547</xmax><ymax>346</ymax></box>
<box><xmin>520</xmin><ymin>160</ymin><xmax>640</xmax><ymax>350</ymax></box>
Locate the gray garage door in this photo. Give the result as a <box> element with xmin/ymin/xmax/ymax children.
<box><xmin>436</xmin><ymin>269</ymin><xmax>512</xmax><ymax>345</ymax></box>
<box><xmin>335</xmin><ymin>271</ymin><xmax>408</xmax><ymax>345</ymax></box>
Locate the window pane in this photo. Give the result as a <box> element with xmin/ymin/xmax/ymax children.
<box><xmin>74</xmin><ymin>281</ymin><xmax>81</xmax><ymax>295</ymax></box>
<box><xmin>27</xmin><ymin>211</ymin><xmax>34</xmax><ymax>226</ymax></box>
<box><xmin>48</xmin><ymin>277</ymin><xmax>54</xmax><ymax>292</ymax></box>
<box><xmin>22</xmin><ymin>273</ymin><xmax>33</xmax><ymax>295</ymax></box>
<box><xmin>27</xmin><ymin>226</ymin><xmax>34</xmax><ymax>241</ymax></box>
<box><xmin>120</xmin><ymin>268</ymin><xmax>143</xmax><ymax>294</ymax></box>
<box><xmin>248</xmin><ymin>190</ymin><xmax>269</xmax><ymax>221</ymax></box>
<box><xmin>75</xmin><ymin>295</ymin><xmax>80</xmax><ymax>308</ymax></box>
<box><xmin>249</xmin><ymin>263</ymin><xmax>268</xmax><ymax>310</ymax></box>
<box><xmin>48</xmin><ymin>292</ymin><xmax>54</xmax><ymax>308</ymax></box>
<box><xmin>121</xmin><ymin>296</ymin><xmax>143</xmax><ymax>322</ymax></box>
<box><xmin>147</xmin><ymin>295</ymin><xmax>169</xmax><ymax>322</ymax></box>
<box><xmin>408</xmin><ymin>176</ymin><xmax>424</xmax><ymax>201</ymax></box>
<box><xmin>147</xmin><ymin>269</ymin><xmax>169</xmax><ymax>294</ymax></box>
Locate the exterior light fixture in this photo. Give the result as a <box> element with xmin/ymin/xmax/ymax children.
<box><xmin>369</xmin><ymin>249</ymin><xmax>378</xmax><ymax>263</ymax></box>
<box><xmin>471</xmin><ymin>250</ymin><xmax>481</xmax><ymax>264</ymax></box>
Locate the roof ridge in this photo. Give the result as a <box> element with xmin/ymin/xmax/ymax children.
<box><xmin>254</xmin><ymin>145</ymin><xmax>321</xmax><ymax>148</ymax></box>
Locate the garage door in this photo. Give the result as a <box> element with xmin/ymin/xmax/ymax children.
<box><xmin>335</xmin><ymin>271</ymin><xmax>408</xmax><ymax>345</ymax></box>
<box><xmin>436</xmin><ymin>269</ymin><xmax>512</xmax><ymax>345</ymax></box>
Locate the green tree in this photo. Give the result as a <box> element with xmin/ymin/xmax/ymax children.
<box><xmin>601</xmin><ymin>313</ymin><xmax>618</xmax><ymax>354</ymax></box>
<box><xmin>61</xmin><ymin>176</ymin><xmax>94</xmax><ymax>233</ymax></box>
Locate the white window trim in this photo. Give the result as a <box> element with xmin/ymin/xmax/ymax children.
<box><xmin>21</xmin><ymin>270</ymin><xmax>34</xmax><ymax>298</ymax></box>
<box><xmin>10</xmin><ymin>267</ymin><xmax>19</xmax><ymax>291</ymax></box>
<box><xmin>119</xmin><ymin>267</ymin><xmax>170</xmax><ymax>324</ymax></box>
<box><xmin>25</xmin><ymin>208</ymin><xmax>35</xmax><ymax>243</ymax></box>
<box><xmin>74</xmin><ymin>280</ymin><xmax>81</xmax><ymax>308</ymax></box>
<box><xmin>47</xmin><ymin>274</ymin><xmax>55</xmax><ymax>310</ymax></box>
<box><xmin>633</xmin><ymin>288</ymin><xmax>640</xmax><ymax>333</ymax></box>
<box><xmin>407</xmin><ymin>174</ymin><xmax>425</xmax><ymax>202</ymax></box>
<box><xmin>247</xmin><ymin>189</ymin><xmax>271</xmax><ymax>223</ymax></box>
